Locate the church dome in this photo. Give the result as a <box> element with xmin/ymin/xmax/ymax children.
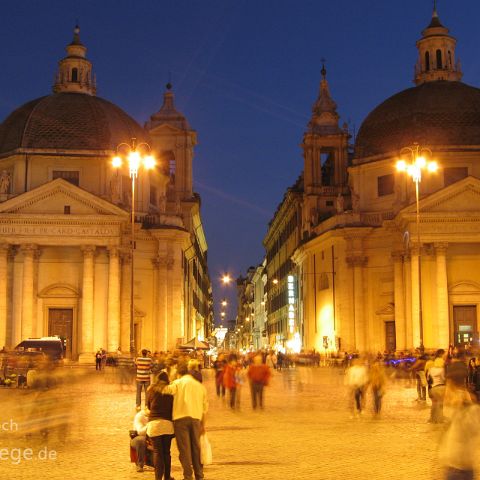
<box><xmin>0</xmin><ymin>92</ymin><xmax>149</xmax><ymax>155</ymax></box>
<box><xmin>354</xmin><ymin>81</ymin><xmax>480</xmax><ymax>160</ymax></box>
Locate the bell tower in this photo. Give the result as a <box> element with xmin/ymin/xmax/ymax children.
<box><xmin>414</xmin><ymin>3</ymin><xmax>462</xmax><ymax>85</ymax></box>
<box><xmin>301</xmin><ymin>64</ymin><xmax>350</xmax><ymax>230</ymax></box>
<box><xmin>53</xmin><ymin>25</ymin><xmax>96</xmax><ymax>95</ymax></box>
<box><xmin>146</xmin><ymin>84</ymin><xmax>196</xmax><ymax>209</ymax></box>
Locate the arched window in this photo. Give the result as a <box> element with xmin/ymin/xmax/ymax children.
<box><xmin>71</xmin><ymin>68</ymin><xmax>78</xmax><ymax>82</ymax></box>
<box><xmin>425</xmin><ymin>51</ymin><xmax>430</xmax><ymax>71</ymax></box>
<box><xmin>436</xmin><ymin>50</ymin><xmax>443</xmax><ymax>69</ymax></box>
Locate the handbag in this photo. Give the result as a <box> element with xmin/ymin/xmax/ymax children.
<box><xmin>200</xmin><ymin>433</ymin><xmax>212</xmax><ymax>466</ymax></box>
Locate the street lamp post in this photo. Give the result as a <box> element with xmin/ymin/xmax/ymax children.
<box><xmin>112</xmin><ymin>138</ymin><xmax>156</xmax><ymax>355</ymax></box>
<box><xmin>396</xmin><ymin>143</ymin><xmax>438</xmax><ymax>348</ymax></box>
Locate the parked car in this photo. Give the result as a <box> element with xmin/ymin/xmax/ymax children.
<box><xmin>15</xmin><ymin>336</ymin><xmax>65</xmax><ymax>362</ymax></box>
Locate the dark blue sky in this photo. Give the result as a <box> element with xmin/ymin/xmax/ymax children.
<box><xmin>1</xmin><ymin>1</ymin><xmax>479</xmax><ymax>323</ymax></box>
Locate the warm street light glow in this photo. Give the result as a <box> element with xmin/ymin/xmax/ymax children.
<box><xmin>112</xmin><ymin>138</ymin><xmax>156</xmax><ymax>354</ymax></box>
<box><xmin>221</xmin><ymin>299</ymin><xmax>228</xmax><ymax>307</ymax></box>
<box><xmin>396</xmin><ymin>143</ymin><xmax>439</xmax><ymax>348</ymax></box>
<box><xmin>221</xmin><ymin>312</ymin><xmax>225</xmax><ymax>317</ymax></box>
<box><xmin>272</xmin><ymin>278</ymin><xmax>278</xmax><ymax>285</ymax></box>
<box><xmin>144</xmin><ymin>155</ymin><xmax>156</xmax><ymax>170</ymax></box>
<box><xmin>112</xmin><ymin>156</ymin><xmax>122</xmax><ymax>168</ymax></box>
<box><xmin>222</xmin><ymin>274</ymin><xmax>232</xmax><ymax>284</ymax></box>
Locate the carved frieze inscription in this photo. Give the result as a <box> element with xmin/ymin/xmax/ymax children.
<box><xmin>0</xmin><ymin>224</ymin><xmax>117</xmax><ymax>237</ymax></box>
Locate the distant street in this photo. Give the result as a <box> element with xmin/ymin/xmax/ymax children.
<box><xmin>0</xmin><ymin>366</ymin><xmax>460</xmax><ymax>479</ymax></box>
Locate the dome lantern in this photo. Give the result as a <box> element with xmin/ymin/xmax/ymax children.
<box><xmin>53</xmin><ymin>25</ymin><xmax>97</xmax><ymax>95</ymax></box>
<box><xmin>414</xmin><ymin>5</ymin><xmax>462</xmax><ymax>85</ymax></box>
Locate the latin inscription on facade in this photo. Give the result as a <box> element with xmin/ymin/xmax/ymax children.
<box><xmin>0</xmin><ymin>224</ymin><xmax>117</xmax><ymax>237</ymax></box>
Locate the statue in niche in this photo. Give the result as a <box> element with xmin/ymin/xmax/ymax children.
<box><xmin>0</xmin><ymin>170</ymin><xmax>11</xmax><ymax>194</ymax></box>
<box><xmin>109</xmin><ymin>175</ymin><xmax>120</xmax><ymax>203</ymax></box>
<box><xmin>159</xmin><ymin>194</ymin><xmax>167</xmax><ymax>213</ymax></box>
<box><xmin>394</xmin><ymin>176</ymin><xmax>406</xmax><ymax>205</ymax></box>
<box><xmin>310</xmin><ymin>208</ymin><xmax>319</xmax><ymax>227</ymax></box>
<box><xmin>335</xmin><ymin>193</ymin><xmax>344</xmax><ymax>214</ymax></box>
<box><xmin>351</xmin><ymin>189</ymin><xmax>360</xmax><ymax>213</ymax></box>
<box><xmin>174</xmin><ymin>194</ymin><xmax>182</xmax><ymax>215</ymax></box>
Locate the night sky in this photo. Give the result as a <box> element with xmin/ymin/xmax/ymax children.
<box><xmin>1</xmin><ymin>1</ymin><xmax>479</xmax><ymax>324</ymax></box>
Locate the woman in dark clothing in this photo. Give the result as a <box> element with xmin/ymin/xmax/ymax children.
<box><xmin>146</xmin><ymin>372</ymin><xmax>174</xmax><ymax>480</ymax></box>
<box><xmin>467</xmin><ymin>358</ymin><xmax>476</xmax><ymax>387</ymax></box>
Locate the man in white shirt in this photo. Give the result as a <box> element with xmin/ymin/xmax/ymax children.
<box><xmin>164</xmin><ymin>362</ymin><xmax>208</xmax><ymax>480</ymax></box>
<box><xmin>131</xmin><ymin>409</ymin><xmax>148</xmax><ymax>472</ymax></box>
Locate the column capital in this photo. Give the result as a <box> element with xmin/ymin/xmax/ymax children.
<box><xmin>107</xmin><ymin>246</ymin><xmax>120</xmax><ymax>258</ymax></box>
<box><xmin>346</xmin><ymin>255</ymin><xmax>367</xmax><ymax>268</ymax></box>
<box><xmin>119</xmin><ymin>249</ymin><xmax>132</xmax><ymax>264</ymax></box>
<box><xmin>391</xmin><ymin>251</ymin><xmax>404</xmax><ymax>263</ymax></box>
<box><xmin>81</xmin><ymin>245</ymin><xmax>96</xmax><ymax>257</ymax></box>
<box><xmin>20</xmin><ymin>244</ymin><xmax>38</xmax><ymax>258</ymax></box>
<box><xmin>153</xmin><ymin>256</ymin><xmax>174</xmax><ymax>269</ymax></box>
<box><xmin>434</xmin><ymin>242</ymin><xmax>449</xmax><ymax>255</ymax></box>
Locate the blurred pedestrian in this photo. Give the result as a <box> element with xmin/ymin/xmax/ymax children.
<box><xmin>213</xmin><ymin>356</ymin><xmax>226</xmax><ymax>398</ymax></box>
<box><xmin>247</xmin><ymin>354</ymin><xmax>271</xmax><ymax>410</ymax></box>
<box><xmin>369</xmin><ymin>361</ymin><xmax>386</xmax><ymax>415</ymax></box>
<box><xmin>146</xmin><ymin>372</ymin><xmax>174</xmax><ymax>480</ymax></box>
<box><xmin>439</xmin><ymin>388</ymin><xmax>480</xmax><ymax>480</ymax></box>
<box><xmin>188</xmin><ymin>359</ymin><xmax>202</xmax><ymax>383</ymax></box>
<box><xmin>344</xmin><ymin>358</ymin><xmax>369</xmax><ymax>418</ymax></box>
<box><xmin>428</xmin><ymin>357</ymin><xmax>446</xmax><ymax>423</ymax></box>
<box><xmin>223</xmin><ymin>354</ymin><xmax>240</xmax><ymax>409</ymax></box>
<box><xmin>131</xmin><ymin>408</ymin><xmax>148</xmax><ymax>472</ymax></box>
<box><xmin>411</xmin><ymin>355</ymin><xmax>428</xmax><ymax>401</ymax></box>
<box><xmin>95</xmin><ymin>349</ymin><xmax>102</xmax><ymax>371</ymax></box>
<box><xmin>163</xmin><ymin>361</ymin><xmax>208</xmax><ymax>480</ymax></box>
<box><xmin>467</xmin><ymin>358</ymin><xmax>476</xmax><ymax>388</ymax></box>
<box><xmin>135</xmin><ymin>349</ymin><xmax>153</xmax><ymax>410</ymax></box>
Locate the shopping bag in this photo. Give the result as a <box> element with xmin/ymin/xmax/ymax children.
<box><xmin>200</xmin><ymin>433</ymin><xmax>212</xmax><ymax>465</ymax></box>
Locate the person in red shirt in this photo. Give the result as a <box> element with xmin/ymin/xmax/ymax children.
<box><xmin>247</xmin><ymin>354</ymin><xmax>271</xmax><ymax>409</ymax></box>
<box><xmin>223</xmin><ymin>355</ymin><xmax>240</xmax><ymax>409</ymax></box>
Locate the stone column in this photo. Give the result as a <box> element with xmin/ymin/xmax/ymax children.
<box><xmin>403</xmin><ymin>254</ymin><xmax>413</xmax><ymax>349</ymax></box>
<box><xmin>435</xmin><ymin>243</ymin><xmax>450</xmax><ymax>348</ymax></box>
<box><xmin>120</xmin><ymin>252</ymin><xmax>132</xmax><ymax>353</ymax></box>
<box><xmin>107</xmin><ymin>246</ymin><xmax>121</xmax><ymax>352</ymax></box>
<box><xmin>410</xmin><ymin>246</ymin><xmax>421</xmax><ymax>349</ymax></box>
<box><xmin>0</xmin><ymin>244</ymin><xmax>9</xmax><ymax>348</ymax></box>
<box><xmin>166</xmin><ymin>256</ymin><xmax>177</xmax><ymax>348</ymax></box>
<box><xmin>151</xmin><ymin>258</ymin><xmax>160</xmax><ymax>351</ymax></box>
<box><xmin>392</xmin><ymin>252</ymin><xmax>406</xmax><ymax>351</ymax></box>
<box><xmin>158</xmin><ymin>257</ymin><xmax>168</xmax><ymax>351</ymax></box>
<box><xmin>79</xmin><ymin>245</ymin><xmax>96</xmax><ymax>362</ymax></box>
<box><xmin>347</xmin><ymin>255</ymin><xmax>367</xmax><ymax>352</ymax></box>
<box><xmin>21</xmin><ymin>244</ymin><xmax>37</xmax><ymax>340</ymax></box>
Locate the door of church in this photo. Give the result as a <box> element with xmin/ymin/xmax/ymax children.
<box><xmin>453</xmin><ymin>305</ymin><xmax>477</xmax><ymax>347</ymax></box>
<box><xmin>48</xmin><ymin>308</ymin><xmax>73</xmax><ymax>358</ymax></box>
<box><xmin>385</xmin><ymin>321</ymin><xmax>396</xmax><ymax>352</ymax></box>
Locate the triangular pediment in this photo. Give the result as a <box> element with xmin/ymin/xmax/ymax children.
<box><xmin>0</xmin><ymin>178</ymin><xmax>129</xmax><ymax>216</ymax></box>
<box><xmin>400</xmin><ymin>176</ymin><xmax>480</xmax><ymax>215</ymax></box>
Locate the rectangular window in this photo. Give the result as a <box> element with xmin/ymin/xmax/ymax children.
<box><xmin>326</xmin><ymin>200</ymin><xmax>334</xmax><ymax>207</ymax></box>
<box><xmin>444</xmin><ymin>167</ymin><xmax>468</xmax><ymax>187</ymax></box>
<box><xmin>377</xmin><ymin>174</ymin><xmax>394</xmax><ymax>197</ymax></box>
<box><xmin>64</xmin><ymin>205</ymin><xmax>70</xmax><ymax>215</ymax></box>
<box><xmin>53</xmin><ymin>170</ymin><xmax>79</xmax><ymax>186</ymax></box>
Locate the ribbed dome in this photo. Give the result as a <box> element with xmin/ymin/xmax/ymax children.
<box><xmin>0</xmin><ymin>93</ymin><xmax>149</xmax><ymax>154</ymax></box>
<box><xmin>354</xmin><ymin>81</ymin><xmax>480</xmax><ymax>160</ymax></box>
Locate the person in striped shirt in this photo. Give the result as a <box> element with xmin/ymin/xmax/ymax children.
<box><xmin>135</xmin><ymin>349</ymin><xmax>153</xmax><ymax>409</ymax></box>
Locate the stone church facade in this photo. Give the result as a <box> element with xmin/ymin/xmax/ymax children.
<box><xmin>267</xmin><ymin>8</ymin><xmax>480</xmax><ymax>353</ymax></box>
<box><xmin>0</xmin><ymin>27</ymin><xmax>212</xmax><ymax>361</ymax></box>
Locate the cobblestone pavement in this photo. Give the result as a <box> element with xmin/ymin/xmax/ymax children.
<box><xmin>0</xmin><ymin>366</ymin><xmax>462</xmax><ymax>480</ymax></box>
